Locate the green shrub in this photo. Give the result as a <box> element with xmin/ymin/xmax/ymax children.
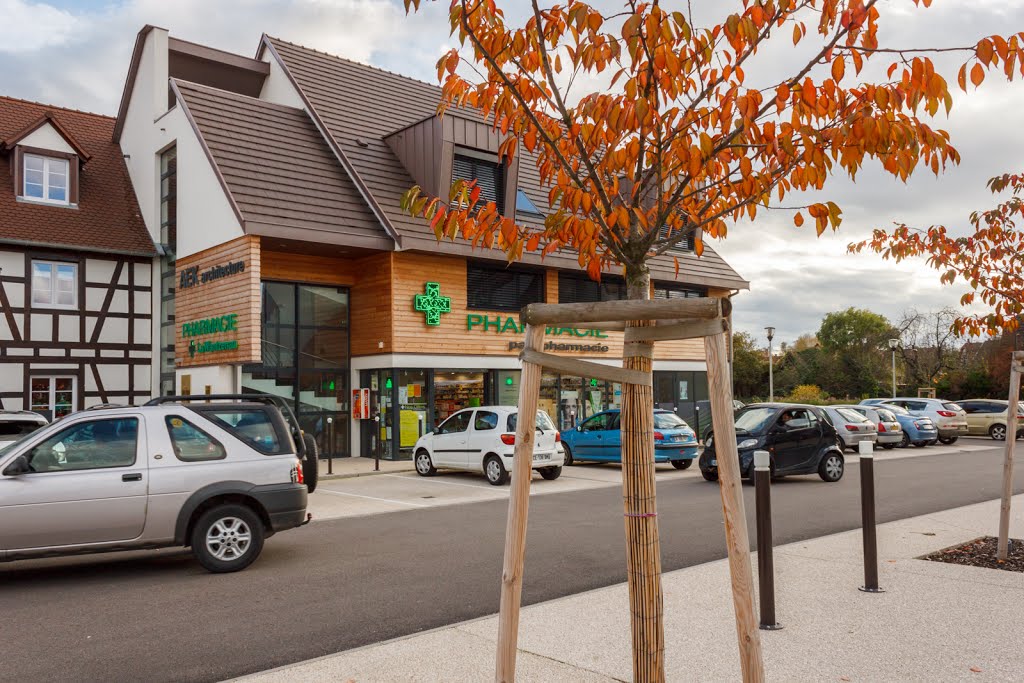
<box><xmin>785</xmin><ymin>384</ymin><xmax>829</xmax><ymax>405</ymax></box>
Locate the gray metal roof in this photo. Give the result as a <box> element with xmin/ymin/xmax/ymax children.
<box><xmin>173</xmin><ymin>79</ymin><xmax>393</xmax><ymax>250</ymax></box>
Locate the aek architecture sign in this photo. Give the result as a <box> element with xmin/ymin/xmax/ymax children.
<box><xmin>175</xmin><ymin>236</ymin><xmax>261</xmax><ymax>368</ymax></box>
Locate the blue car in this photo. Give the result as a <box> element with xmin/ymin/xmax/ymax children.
<box><xmin>878</xmin><ymin>403</ymin><xmax>938</xmax><ymax>447</ymax></box>
<box><xmin>559</xmin><ymin>409</ymin><xmax>701</xmax><ymax>469</ymax></box>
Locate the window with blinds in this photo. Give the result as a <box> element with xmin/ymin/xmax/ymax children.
<box><xmin>558</xmin><ymin>272</ymin><xmax>627</xmax><ymax>303</ymax></box>
<box><xmin>657</xmin><ymin>225</ymin><xmax>695</xmax><ymax>251</ymax></box>
<box><xmin>453</xmin><ymin>154</ymin><xmax>505</xmax><ymax>215</ymax></box>
<box><xmin>653</xmin><ymin>283</ymin><xmax>707</xmax><ymax>299</ymax></box>
<box><xmin>467</xmin><ymin>262</ymin><xmax>545</xmax><ymax>311</ymax></box>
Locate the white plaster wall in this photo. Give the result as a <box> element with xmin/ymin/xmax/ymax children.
<box><xmin>133</xmin><ymin>290</ymin><xmax>151</xmax><ymax>315</ymax></box>
<box><xmin>19</xmin><ymin>123</ymin><xmax>76</xmax><ymax>155</ymax></box>
<box><xmin>259</xmin><ymin>51</ymin><xmax>306</xmax><ymax>109</ymax></box>
<box><xmin>176</xmin><ymin>365</ymin><xmax>238</xmax><ymax>395</ymax></box>
<box><xmin>134</xmin><ymin>318</ymin><xmax>151</xmax><ymax>345</ymax></box>
<box><xmin>0</xmin><ymin>250</ymin><xmax>25</xmax><ymax>277</ymax></box>
<box><xmin>86</xmin><ymin>259</ymin><xmax>116</xmax><ymax>285</ymax></box>
<box><xmin>117</xmin><ymin>27</ymin><xmax>169</xmax><ymax>243</ymax></box>
<box><xmin>134</xmin><ymin>261</ymin><xmax>151</xmax><ymax>287</ymax></box>
<box><xmin>0</xmin><ymin>363</ymin><xmax>23</xmax><ymax>394</ymax></box>
<box><xmin>0</xmin><ymin>313</ymin><xmax>22</xmax><ymax>342</ymax></box>
<box><xmin>158</xmin><ymin>104</ymin><xmax>244</xmax><ymax>258</ymax></box>
<box><xmin>97</xmin><ymin>317</ymin><xmax>129</xmax><ymax>345</ymax></box>
<box><xmin>110</xmin><ymin>290</ymin><xmax>129</xmax><ymax>315</ymax></box>
<box><xmin>58</xmin><ymin>314</ymin><xmax>79</xmax><ymax>343</ymax></box>
<box><xmin>98</xmin><ymin>364</ymin><xmax>128</xmax><ymax>394</ymax></box>
<box><xmin>5</xmin><ymin>281</ymin><xmax>24</xmax><ymax>308</ymax></box>
<box><xmin>85</xmin><ymin>288</ymin><xmax>105</xmax><ymax>311</ymax></box>
<box><xmin>134</xmin><ymin>363</ymin><xmax>152</xmax><ymax>394</ymax></box>
<box><xmin>30</xmin><ymin>314</ymin><xmax>51</xmax><ymax>340</ymax></box>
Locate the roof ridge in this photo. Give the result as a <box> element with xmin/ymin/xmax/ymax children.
<box><xmin>172</xmin><ymin>78</ymin><xmax>306</xmax><ymax>114</ymax></box>
<box><xmin>0</xmin><ymin>95</ymin><xmax>113</xmax><ymax>121</ymax></box>
<box><xmin>266</xmin><ymin>35</ymin><xmax>443</xmax><ymax>93</ymax></box>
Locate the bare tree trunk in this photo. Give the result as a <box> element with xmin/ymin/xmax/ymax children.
<box><xmin>621</xmin><ymin>263</ymin><xmax>665</xmax><ymax>682</ymax></box>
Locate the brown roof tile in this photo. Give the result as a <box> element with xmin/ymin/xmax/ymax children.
<box><xmin>265</xmin><ymin>37</ymin><xmax>748</xmax><ymax>290</ymax></box>
<box><xmin>173</xmin><ymin>80</ymin><xmax>393</xmax><ymax>251</ymax></box>
<box><xmin>0</xmin><ymin>96</ymin><xmax>154</xmax><ymax>256</ymax></box>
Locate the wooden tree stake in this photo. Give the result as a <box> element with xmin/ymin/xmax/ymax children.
<box><xmin>621</xmin><ymin>313</ymin><xmax>665</xmax><ymax>682</ymax></box>
<box><xmin>705</xmin><ymin>331</ymin><xmax>765</xmax><ymax>682</ymax></box>
<box><xmin>997</xmin><ymin>355</ymin><xmax>1021</xmax><ymax>560</ymax></box>
<box><xmin>495</xmin><ymin>323</ymin><xmax>545</xmax><ymax>682</ymax></box>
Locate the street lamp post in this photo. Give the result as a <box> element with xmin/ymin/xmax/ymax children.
<box><xmin>888</xmin><ymin>338</ymin><xmax>899</xmax><ymax>398</ymax></box>
<box><xmin>765</xmin><ymin>327</ymin><xmax>775</xmax><ymax>402</ymax></box>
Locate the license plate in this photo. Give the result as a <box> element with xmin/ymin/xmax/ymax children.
<box><xmin>532</xmin><ymin>452</ymin><xmax>546</xmax><ymax>461</ymax></box>
<box><xmin>670</xmin><ymin>435</ymin><xmax>684</xmax><ymax>443</ymax></box>
<box><xmin>710</xmin><ymin>459</ymin><xmax>717</xmax><ymax>466</ymax></box>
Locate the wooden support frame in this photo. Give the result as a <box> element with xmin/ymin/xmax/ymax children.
<box><xmin>520</xmin><ymin>349</ymin><xmax>651</xmax><ymax>386</ymax></box>
<box><xmin>496</xmin><ymin>300</ymin><xmax>764</xmax><ymax>683</ymax></box>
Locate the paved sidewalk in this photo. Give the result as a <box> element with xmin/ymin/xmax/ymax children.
<box><xmin>239</xmin><ymin>493</ymin><xmax>1024</xmax><ymax>682</ymax></box>
<box><xmin>317</xmin><ymin>456</ymin><xmax>414</xmax><ymax>480</ymax></box>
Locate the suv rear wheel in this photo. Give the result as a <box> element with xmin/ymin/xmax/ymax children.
<box><xmin>302</xmin><ymin>433</ymin><xmax>319</xmax><ymax>493</ymax></box>
<box><xmin>191</xmin><ymin>504</ymin><xmax>265</xmax><ymax>573</ymax></box>
<box><xmin>990</xmin><ymin>424</ymin><xmax>1007</xmax><ymax>441</ymax></box>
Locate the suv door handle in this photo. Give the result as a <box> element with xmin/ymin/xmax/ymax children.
<box><xmin>122</xmin><ymin>473</ymin><xmax>142</xmax><ymax>482</ymax></box>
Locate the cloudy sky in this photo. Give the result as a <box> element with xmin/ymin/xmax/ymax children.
<box><xmin>2</xmin><ymin>0</ymin><xmax>1023</xmax><ymax>346</ymax></box>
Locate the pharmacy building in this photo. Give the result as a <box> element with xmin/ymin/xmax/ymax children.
<box><xmin>113</xmin><ymin>26</ymin><xmax>749</xmax><ymax>460</ymax></box>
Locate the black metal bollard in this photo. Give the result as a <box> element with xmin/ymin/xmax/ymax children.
<box><xmin>755</xmin><ymin>450</ymin><xmax>782</xmax><ymax>630</ymax></box>
<box><xmin>858</xmin><ymin>440</ymin><xmax>884</xmax><ymax>593</ymax></box>
<box><xmin>326</xmin><ymin>417</ymin><xmax>334</xmax><ymax>475</ymax></box>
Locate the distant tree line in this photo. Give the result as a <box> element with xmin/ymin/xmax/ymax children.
<box><xmin>733</xmin><ymin>308</ymin><xmax>1022</xmax><ymax>403</ymax></box>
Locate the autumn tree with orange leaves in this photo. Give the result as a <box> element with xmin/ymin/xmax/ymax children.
<box><xmin>851</xmin><ymin>172</ymin><xmax>1024</xmax><ymax>337</ymax></box>
<box><xmin>400</xmin><ymin>1</ymin><xmax>1024</xmax><ymax>680</ymax></box>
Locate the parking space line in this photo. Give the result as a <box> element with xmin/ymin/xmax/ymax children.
<box><xmin>317</xmin><ymin>489</ymin><xmax>428</xmax><ymax>507</ymax></box>
<box><xmin>383</xmin><ymin>474</ymin><xmax>505</xmax><ymax>493</ymax></box>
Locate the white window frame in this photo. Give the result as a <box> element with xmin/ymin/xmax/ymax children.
<box><xmin>22</xmin><ymin>153</ymin><xmax>70</xmax><ymax>205</ymax></box>
<box><xmin>29</xmin><ymin>375</ymin><xmax>76</xmax><ymax>419</ymax></box>
<box><xmin>31</xmin><ymin>260</ymin><xmax>78</xmax><ymax>310</ymax></box>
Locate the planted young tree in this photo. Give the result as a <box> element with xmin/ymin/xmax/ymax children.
<box><xmin>401</xmin><ymin>0</ymin><xmax>1024</xmax><ymax>677</ymax></box>
<box><xmin>852</xmin><ymin>173</ymin><xmax>1024</xmax><ymax>560</ymax></box>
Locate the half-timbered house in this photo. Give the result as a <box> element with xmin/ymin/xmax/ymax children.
<box><xmin>0</xmin><ymin>97</ymin><xmax>155</xmax><ymax>418</ymax></box>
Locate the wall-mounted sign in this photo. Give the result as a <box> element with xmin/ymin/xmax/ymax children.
<box><xmin>181</xmin><ymin>314</ymin><xmax>239</xmax><ymax>358</ymax></box>
<box><xmin>507</xmin><ymin>340</ymin><xmax>610</xmax><ymax>353</ymax></box>
<box><xmin>179</xmin><ymin>260</ymin><xmax>246</xmax><ymax>290</ymax></box>
<box><xmin>414</xmin><ymin>282</ymin><xmax>451</xmax><ymax>326</ymax></box>
<box><xmin>467</xmin><ymin>314</ymin><xmax>609</xmax><ymax>338</ymax></box>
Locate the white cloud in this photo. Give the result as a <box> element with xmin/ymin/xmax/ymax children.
<box><xmin>0</xmin><ymin>0</ymin><xmax>78</xmax><ymax>53</ymax></box>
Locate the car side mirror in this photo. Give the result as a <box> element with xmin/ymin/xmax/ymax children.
<box><xmin>3</xmin><ymin>455</ymin><xmax>31</xmax><ymax>476</ymax></box>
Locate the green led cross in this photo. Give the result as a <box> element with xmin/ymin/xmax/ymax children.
<box><xmin>414</xmin><ymin>282</ymin><xmax>451</xmax><ymax>326</ymax></box>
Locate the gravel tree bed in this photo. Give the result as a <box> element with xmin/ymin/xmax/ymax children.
<box><xmin>923</xmin><ymin>536</ymin><xmax>1024</xmax><ymax>573</ymax></box>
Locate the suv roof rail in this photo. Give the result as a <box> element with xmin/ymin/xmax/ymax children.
<box><xmin>85</xmin><ymin>403</ymin><xmax>132</xmax><ymax>411</ymax></box>
<box><xmin>145</xmin><ymin>394</ymin><xmax>307</xmax><ymax>458</ymax></box>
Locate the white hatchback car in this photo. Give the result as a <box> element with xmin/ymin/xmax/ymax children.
<box><xmin>413</xmin><ymin>406</ymin><xmax>563</xmax><ymax>485</ymax></box>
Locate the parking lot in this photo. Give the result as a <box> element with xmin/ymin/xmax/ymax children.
<box><xmin>309</xmin><ymin>437</ymin><xmax>999</xmax><ymax>521</ymax></box>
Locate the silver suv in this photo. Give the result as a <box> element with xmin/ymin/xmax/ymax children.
<box><xmin>0</xmin><ymin>395</ymin><xmax>312</xmax><ymax>573</ymax></box>
<box><xmin>0</xmin><ymin>410</ymin><xmax>48</xmax><ymax>449</ymax></box>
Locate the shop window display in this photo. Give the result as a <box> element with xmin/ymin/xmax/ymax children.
<box><xmin>434</xmin><ymin>371</ymin><xmax>485</xmax><ymax>422</ymax></box>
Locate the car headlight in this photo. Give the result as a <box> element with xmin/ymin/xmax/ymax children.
<box><xmin>738</xmin><ymin>438</ymin><xmax>758</xmax><ymax>450</ymax></box>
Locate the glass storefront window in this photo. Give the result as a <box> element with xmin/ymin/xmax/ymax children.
<box><xmin>559</xmin><ymin>375</ymin><xmax>583</xmax><ymax>430</ymax></box>
<box><xmin>433</xmin><ymin>370</ymin><xmax>485</xmax><ymax>423</ymax></box>
<box><xmin>496</xmin><ymin>369</ymin><xmax>520</xmax><ymax>406</ymax></box>
<box><xmin>539</xmin><ymin>373</ymin><xmax>558</xmax><ymax>428</ymax></box>
<box><xmin>398</xmin><ymin>369</ymin><xmax>428</xmax><ymax>457</ymax></box>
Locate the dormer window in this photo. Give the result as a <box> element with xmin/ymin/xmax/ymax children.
<box><xmin>453</xmin><ymin>152</ymin><xmax>505</xmax><ymax>215</ymax></box>
<box><xmin>23</xmin><ymin>154</ymin><xmax>70</xmax><ymax>204</ymax></box>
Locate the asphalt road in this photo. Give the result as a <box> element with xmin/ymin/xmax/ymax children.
<box><xmin>2</xmin><ymin>445</ymin><xmax>1022</xmax><ymax>683</ymax></box>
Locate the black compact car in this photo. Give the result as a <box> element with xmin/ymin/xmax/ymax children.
<box><xmin>699</xmin><ymin>403</ymin><xmax>846</xmax><ymax>483</ymax></box>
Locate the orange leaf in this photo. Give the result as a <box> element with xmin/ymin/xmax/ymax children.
<box><xmin>977</xmin><ymin>39</ymin><xmax>994</xmax><ymax>65</ymax></box>
<box><xmin>794</xmin><ymin>212</ymin><xmax>804</xmax><ymax>227</ymax></box>
<box><xmin>831</xmin><ymin>57</ymin><xmax>845</xmax><ymax>82</ymax></box>
<box><xmin>971</xmin><ymin>62</ymin><xmax>985</xmax><ymax>87</ymax></box>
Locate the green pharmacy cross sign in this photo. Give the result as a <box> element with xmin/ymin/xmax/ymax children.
<box><xmin>414</xmin><ymin>282</ymin><xmax>451</xmax><ymax>326</ymax></box>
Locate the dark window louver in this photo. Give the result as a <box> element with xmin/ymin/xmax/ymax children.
<box><xmin>453</xmin><ymin>155</ymin><xmax>504</xmax><ymax>215</ymax></box>
<box><xmin>558</xmin><ymin>272</ymin><xmax>627</xmax><ymax>303</ymax></box>
<box><xmin>467</xmin><ymin>263</ymin><xmax>545</xmax><ymax>311</ymax></box>
<box><xmin>657</xmin><ymin>225</ymin><xmax>695</xmax><ymax>251</ymax></box>
<box><xmin>653</xmin><ymin>283</ymin><xmax>707</xmax><ymax>299</ymax></box>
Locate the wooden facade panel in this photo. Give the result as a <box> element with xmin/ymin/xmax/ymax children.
<box><xmin>261</xmin><ymin>249</ymin><xmax>393</xmax><ymax>357</ymax></box>
<box><xmin>391</xmin><ymin>252</ymin><xmax>706</xmax><ymax>361</ymax></box>
<box><xmin>175</xmin><ymin>235</ymin><xmax>261</xmax><ymax>367</ymax></box>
